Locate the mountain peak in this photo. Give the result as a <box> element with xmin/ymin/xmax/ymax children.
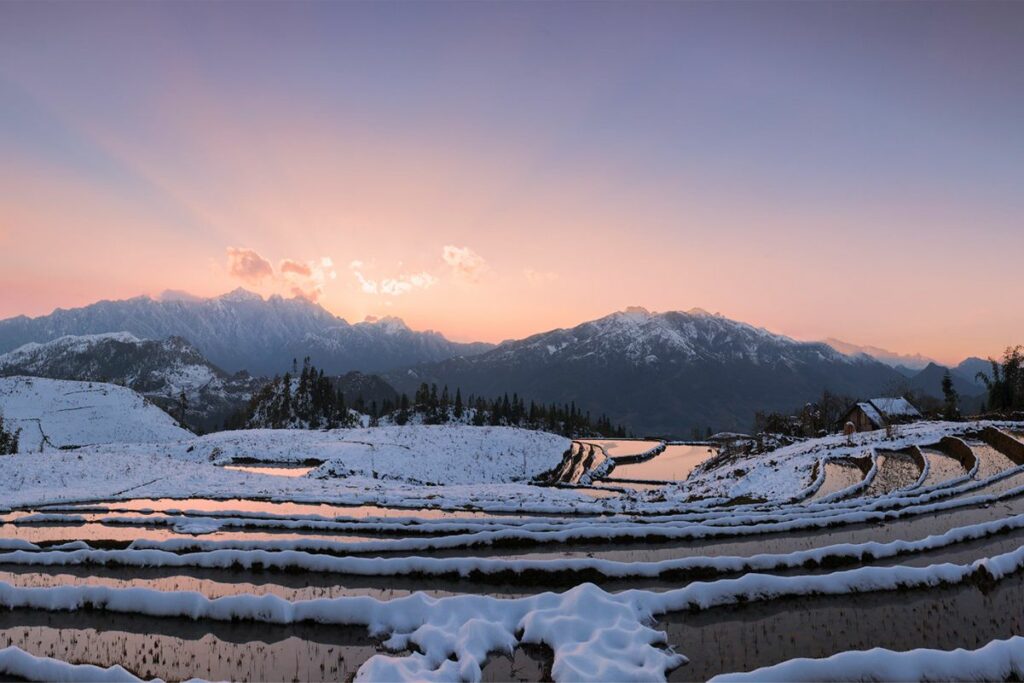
<box><xmin>617</xmin><ymin>306</ymin><xmax>653</xmax><ymax>321</ymax></box>
<box><xmin>157</xmin><ymin>289</ymin><xmax>203</xmax><ymax>303</ymax></box>
<box><xmin>217</xmin><ymin>287</ymin><xmax>264</xmax><ymax>303</ymax></box>
<box><xmin>361</xmin><ymin>315</ymin><xmax>410</xmax><ymax>334</ymax></box>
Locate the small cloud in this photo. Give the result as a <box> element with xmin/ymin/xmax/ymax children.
<box><xmin>226</xmin><ymin>247</ymin><xmax>273</xmax><ymax>283</ymax></box>
<box><xmin>524</xmin><ymin>268</ymin><xmax>558</xmax><ymax>286</ymax></box>
<box><xmin>279</xmin><ymin>259</ymin><xmax>312</xmax><ymax>277</ymax></box>
<box><xmin>349</xmin><ymin>261</ymin><xmax>437</xmax><ymax>297</ymax></box>
<box><xmin>381</xmin><ymin>272</ymin><xmax>438</xmax><ymax>296</ymax></box>
<box><xmin>279</xmin><ymin>256</ymin><xmax>336</xmax><ymax>302</ymax></box>
<box><xmin>442</xmin><ymin>245</ymin><xmax>487</xmax><ymax>282</ymax></box>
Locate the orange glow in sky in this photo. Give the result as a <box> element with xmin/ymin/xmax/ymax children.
<box><xmin>1</xmin><ymin>2</ymin><xmax>1021</xmax><ymax>364</ymax></box>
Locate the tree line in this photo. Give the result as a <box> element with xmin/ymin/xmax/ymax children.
<box><xmin>230</xmin><ymin>360</ymin><xmax>627</xmax><ymax>438</ymax></box>
<box><xmin>228</xmin><ymin>357</ymin><xmax>356</xmax><ymax>430</ymax></box>
<box><xmin>389</xmin><ymin>382</ymin><xmax>627</xmax><ymax>437</ymax></box>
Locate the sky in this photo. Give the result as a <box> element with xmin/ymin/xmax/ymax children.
<box><xmin>1</xmin><ymin>1</ymin><xmax>1022</xmax><ymax>363</ymax></box>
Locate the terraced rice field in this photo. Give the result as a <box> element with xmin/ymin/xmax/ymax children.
<box><xmin>605</xmin><ymin>444</ymin><xmax>717</xmax><ymax>482</ymax></box>
<box><xmin>2</xmin><ymin>422</ymin><xmax>1024</xmax><ymax>681</ymax></box>
<box><xmin>805</xmin><ymin>459</ymin><xmax>868</xmax><ymax>502</ymax></box>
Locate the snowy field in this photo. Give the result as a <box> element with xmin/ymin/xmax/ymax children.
<box><xmin>151</xmin><ymin>425</ymin><xmax>571</xmax><ymax>485</ymax></box>
<box><xmin>2</xmin><ymin>380</ymin><xmax>1024</xmax><ymax>681</ymax></box>
<box><xmin>0</xmin><ymin>376</ymin><xmax>190</xmax><ymax>452</ymax></box>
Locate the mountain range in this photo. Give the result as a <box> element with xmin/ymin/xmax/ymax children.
<box><xmin>0</xmin><ymin>289</ymin><xmax>492</xmax><ymax>376</ymax></box>
<box><xmin>823</xmin><ymin>338</ymin><xmax>937</xmax><ymax>371</ymax></box>
<box><xmin>0</xmin><ymin>292</ymin><xmax>996</xmax><ymax>437</ymax></box>
<box><xmin>384</xmin><ymin>307</ymin><xmax>919</xmax><ymax>435</ymax></box>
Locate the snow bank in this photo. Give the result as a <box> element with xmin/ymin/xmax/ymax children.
<box><xmin>0</xmin><ymin>580</ymin><xmax>684</xmax><ymax>682</ymax></box>
<box><xmin>0</xmin><ymin>646</ymin><xmax>144</xmax><ymax>682</ymax></box>
<box><xmin>9</xmin><ymin>510</ymin><xmax>1024</xmax><ymax>580</ymax></box>
<box><xmin>709</xmin><ymin>637</ymin><xmax>1024</xmax><ymax>682</ymax></box>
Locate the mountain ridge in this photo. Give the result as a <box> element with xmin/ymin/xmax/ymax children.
<box><xmin>0</xmin><ymin>333</ymin><xmax>260</xmax><ymax>431</ymax></box>
<box><xmin>0</xmin><ymin>289</ymin><xmax>494</xmax><ymax>376</ymax></box>
<box><xmin>823</xmin><ymin>337</ymin><xmax>937</xmax><ymax>371</ymax></box>
<box><xmin>386</xmin><ymin>307</ymin><xmax>907</xmax><ymax>436</ymax></box>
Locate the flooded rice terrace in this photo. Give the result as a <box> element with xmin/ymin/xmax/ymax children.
<box><xmin>606</xmin><ymin>444</ymin><xmax>718</xmax><ymax>482</ymax></box>
<box><xmin>3</xmin><ymin>424</ymin><xmax>1024</xmax><ymax>681</ymax></box>
<box><xmin>221</xmin><ymin>463</ymin><xmax>317</xmax><ymax>478</ymax></box>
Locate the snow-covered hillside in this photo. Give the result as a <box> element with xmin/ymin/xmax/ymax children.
<box><xmin>0</xmin><ymin>376</ymin><xmax>191</xmax><ymax>453</ymax></box>
<box><xmin>97</xmin><ymin>425</ymin><xmax>571</xmax><ymax>486</ymax></box>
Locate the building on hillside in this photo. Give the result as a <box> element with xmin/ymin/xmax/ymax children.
<box><xmin>839</xmin><ymin>397</ymin><xmax>922</xmax><ymax>432</ymax></box>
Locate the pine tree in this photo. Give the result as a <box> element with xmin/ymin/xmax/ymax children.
<box><xmin>0</xmin><ymin>411</ymin><xmax>20</xmax><ymax>455</ymax></box>
<box><xmin>280</xmin><ymin>372</ymin><xmax>292</xmax><ymax>428</ymax></box>
<box><xmin>941</xmin><ymin>370</ymin><xmax>960</xmax><ymax>420</ymax></box>
<box><xmin>176</xmin><ymin>391</ymin><xmax>188</xmax><ymax>428</ymax></box>
<box><xmin>454</xmin><ymin>388</ymin><xmax>463</xmax><ymax>419</ymax></box>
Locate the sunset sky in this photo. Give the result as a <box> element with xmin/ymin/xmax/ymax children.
<box><xmin>1</xmin><ymin>1</ymin><xmax>1022</xmax><ymax>363</ymax></box>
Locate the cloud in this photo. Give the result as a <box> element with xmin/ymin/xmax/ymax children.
<box><xmin>349</xmin><ymin>261</ymin><xmax>437</xmax><ymax>297</ymax></box>
<box><xmin>226</xmin><ymin>247</ymin><xmax>273</xmax><ymax>283</ymax></box>
<box><xmin>281</xmin><ymin>257</ymin><xmax>336</xmax><ymax>302</ymax></box>
<box><xmin>224</xmin><ymin>247</ymin><xmax>336</xmax><ymax>302</ymax></box>
<box><xmin>279</xmin><ymin>259</ymin><xmax>312</xmax><ymax>277</ymax></box>
<box><xmin>524</xmin><ymin>268</ymin><xmax>558</xmax><ymax>286</ymax></box>
<box><xmin>442</xmin><ymin>245</ymin><xmax>487</xmax><ymax>282</ymax></box>
<box><xmin>347</xmin><ymin>246</ymin><xmax>485</xmax><ymax>298</ymax></box>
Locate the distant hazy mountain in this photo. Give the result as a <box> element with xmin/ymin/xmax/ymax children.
<box><xmin>0</xmin><ymin>333</ymin><xmax>261</xmax><ymax>431</ymax></box>
<box><xmin>824</xmin><ymin>338</ymin><xmax>936</xmax><ymax>371</ymax></box>
<box><xmin>957</xmin><ymin>356</ymin><xmax>996</xmax><ymax>385</ymax></box>
<box><xmin>902</xmin><ymin>362</ymin><xmax>986</xmax><ymax>413</ymax></box>
<box><xmin>387</xmin><ymin>307</ymin><xmax>906</xmax><ymax>437</ymax></box>
<box><xmin>0</xmin><ymin>289</ymin><xmax>493</xmax><ymax>376</ymax></box>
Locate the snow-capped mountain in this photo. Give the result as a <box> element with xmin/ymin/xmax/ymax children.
<box><xmin>387</xmin><ymin>307</ymin><xmax>906</xmax><ymax>436</ymax></box>
<box><xmin>0</xmin><ymin>376</ymin><xmax>191</xmax><ymax>452</ymax></box>
<box><xmin>0</xmin><ymin>333</ymin><xmax>261</xmax><ymax>431</ymax></box>
<box><xmin>0</xmin><ymin>289</ymin><xmax>493</xmax><ymax>376</ymax></box>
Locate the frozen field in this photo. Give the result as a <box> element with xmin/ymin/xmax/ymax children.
<box><xmin>2</xmin><ymin>417</ymin><xmax>1024</xmax><ymax>681</ymax></box>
